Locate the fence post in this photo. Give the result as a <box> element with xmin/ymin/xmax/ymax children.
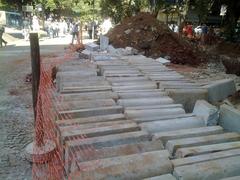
<box><xmin>30</xmin><ymin>33</ymin><xmax>43</xmax><ymax>146</ymax></box>
<box><xmin>25</xmin><ymin>33</ymin><xmax>56</xmax><ymax>163</ymax></box>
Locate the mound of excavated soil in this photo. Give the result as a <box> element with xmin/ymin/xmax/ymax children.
<box><xmin>107</xmin><ymin>12</ymin><xmax>204</xmax><ymax>66</ymax></box>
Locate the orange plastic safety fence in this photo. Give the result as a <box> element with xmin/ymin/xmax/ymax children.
<box><xmin>32</xmin><ymin>47</ymin><xmax>97</xmax><ymax>179</ymax></box>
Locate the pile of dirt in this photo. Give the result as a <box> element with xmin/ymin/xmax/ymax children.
<box><xmin>215</xmin><ymin>41</ymin><xmax>240</xmax><ymax>58</ymax></box>
<box><xmin>107</xmin><ymin>12</ymin><xmax>204</xmax><ymax>66</ymax></box>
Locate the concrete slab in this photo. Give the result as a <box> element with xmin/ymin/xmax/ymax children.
<box><xmin>111</xmin><ymin>81</ymin><xmax>155</xmax><ymax>86</ymax></box>
<box><xmin>125</xmin><ymin>104</ymin><xmax>183</xmax><ymax>110</ymax></box>
<box><xmin>57</xmin><ymin>75</ymin><xmax>103</xmax><ymax>83</ymax></box>
<box><xmin>65</xmin><ymin>131</ymin><xmax>150</xmax><ymax>149</ymax></box>
<box><xmin>61</xmin><ymin>123</ymin><xmax>140</xmax><ymax>141</ymax></box>
<box><xmin>140</xmin><ymin>117</ymin><xmax>205</xmax><ymax>134</ymax></box>
<box><xmin>85</xmin><ymin>42</ymin><xmax>99</xmax><ymax>51</ymax></box>
<box><xmin>173</xmin><ymin>156</ymin><xmax>240</xmax><ymax>180</ymax></box>
<box><xmin>203</xmin><ymin>79</ymin><xmax>236</xmax><ymax>103</ymax></box>
<box><xmin>125</xmin><ymin>108</ymin><xmax>185</xmax><ymax>119</ymax></box>
<box><xmin>56</xmin><ymin>91</ymin><xmax>118</xmax><ymax>101</ymax></box>
<box><xmin>100</xmin><ymin>35</ymin><xmax>109</xmax><ymax>51</ymax></box>
<box><xmin>106</xmin><ymin>76</ymin><xmax>149</xmax><ymax>83</ymax></box>
<box><xmin>118</xmin><ymin>91</ymin><xmax>167</xmax><ymax>99</ymax></box>
<box><xmin>61</xmin><ymin>80</ymin><xmax>110</xmax><ymax>87</ymax></box>
<box><xmin>56</xmin><ymin>114</ymin><xmax>125</xmax><ymax>126</ymax></box>
<box><xmin>143</xmin><ymin>72</ymin><xmax>180</xmax><ymax>76</ymax></box>
<box><xmin>70</xmin><ymin>140</ymin><xmax>164</xmax><ymax>162</ymax></box>
<box><xmin>56</xmin><ymin>99</ymin><xmax>116</xmax><ymax>110</ymax></box>
<box><xmin>220</xmin><ymin>104</ymin><xmax>240</xmax><ymax>133</ymax></box>
<box><xmin>61</xmin><ymin>85</ymin><xmax>112</xmax><ymax>93</ymax></box>
<box><xmin>153</xmin><ymin>126</ymin><xmax>224</xmax><ymax>145</ymax></box>
<box><xmin>175</xmin><ymin>141</ymin><xmax>240</xmax><ymax>158</ymax></box>
<box><xmin>172</xmin><ymin>149</ymin><xmax>240</xmax><ymax>167</ymax></box>
<box><xmin>56</xmin><ymin>70</ymin><xmax>97</xmax><ymax>77</ymax></box>
<box><xmin>144</xmin><ymin>174</ymin><xmax>176</xmax><ymax>180</ymax></box>
<box><xmin>70</xmin><ymin>151</ymin><xmax>172</xmax><ymax>179</ymax></box>
<box><xmin>166</xmin><ymin>133</ymin><xmax>240</xmax><ymax>155</ymax></box>
<box><xmin>133</xmin><ymin>113</ymin><xmax>195</xmax><ymax>123</ymax></box>
<box><xmin>118</xmin><ymin>97</ymin><xmax>174</xmax><ymax>107</ymax></box>
<box><xmin>112</xmin><ymin>84</ymin><xmax>157</xmax><ymax>91</ymax></box>
<box><xmin>167</xmin><ymin>88</ymin><xmax>208</xmax><ymax>113</ymax></box>
<box><xmin>221</xmin><ymin>176</ymin><xmax>240</xmax><ymax>180</ymax></box>
<box><xmin>116</xmin><ymin>89</ymin><xmax>165</xmax><ymax>93</ymax></box>
<box><xmin>104</xmin><ymin>73</ymin><xmax>143</xmax><ymax>77</ymax></box>
<box><xmin>160</xmin><ymin>82</ymin><xmax>202</xmax><ymax>89</ymax></box>
<box><xmin>103</xmin><ymin>69</ymin><xmax>140</xmax><ymax>74</ymax></box>
<box><xmin>58</xmin><ymin>106</ymin><xmax>123</xmax><ymax>119</ymax></box>
<box><xmin>148</xmin><ymin>75</ymin><xmax>185</xmax><ymax>81</ymax></box>
<box><xmin>193</xmin><ymin>100</ymin><xmax>219</xmax><ymax>126</ymax></box>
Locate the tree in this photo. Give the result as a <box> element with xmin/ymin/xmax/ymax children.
<box><xmin>0</xmin><ymin>0</ymin><xmax>33</xmax><ymax>11</ymax></box>
<box><xmin>222</xmin><ymin>0</ymin><xmax>240</xmax><ymax>41</ymax></box>
<box><xmin>190</xmin><ymin>0</ymin><xmax>215</xmax><ymax>24</ymax></box>
<box><xmin>100</xmin><ymin>0</ymin><xmax>149</xmax><ymax>24</ymax></box>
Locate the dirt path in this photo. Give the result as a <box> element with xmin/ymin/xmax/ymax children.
<box><xmin>0</xmin><ymin>43</ymin><xmax>67</xmax><ymax>179</ymax></box>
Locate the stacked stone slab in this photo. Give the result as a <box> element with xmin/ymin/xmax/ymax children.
<box><xmin>54</xmin><ymin>55</ymin><xmax>240</xmax><ymax>179</ymax></box>
<box><xmin>126</xmin><ymin>57</ymin><xmax>208</xmax><ymax>113</ymax></box>
<box><xmin>55</xmin><ymin>60</ymin><xmax>170</xmax><ymax>177</ymax></box>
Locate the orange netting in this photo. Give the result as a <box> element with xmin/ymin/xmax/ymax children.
<box><xmin>32</xmin><ymin>46</ymin><xmax>96</xmax><ymax>179</ymax></box>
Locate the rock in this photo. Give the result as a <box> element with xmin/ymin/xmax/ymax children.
<box><xmin>167</xmin><ymin>89</ymin><xmax>208</xmax><ymax>113</ymax></box>
<box><xmin>220</xmin><ymin>104</ymin><xmax>240</xmax><ymax>133</ymax></box>
<box><xmin>124</xmin><ymin>29</ymin><xmax>132</xmax><ymax>34</ymax></box>
<box><xmin>107</xmin><ymin>45</ymin><xmax>117</xmax><ymax>54</ymax></box>
<box><xmin>203</xmin><ymin>79</ymin><xmax>236</xmax><ymax>103</ymax></box>
<box><xmin>193</xmin><ymin>100</ymin><xmax>219</xmax><ymax>126</ymax></box>
<box><xmin>80</xmin><ymin>49</ymin><xmax>92</xmax><ymax>59</ymax></box>
<box><xmin>164</xmin><ymin>56</ymin><xmax>171</xmax><ymax>60</ymax></box>
<box><xmin>91</xmin><ymin>54</ymin><xmax>113</xmax><ymax>61</ymax></box>
<box><xmin>156</xmin><ymin>57</ymin><xmax>171</xmax><ymax>65</ymax></box>
<box><xmin>100</xmin><ymin>35</ymin><xmax>109</xmax><ymax>51</ymax></box>
<box><xmin>85</xmin><ymin>42</ymin><xmax>99</xmax><ymax>51</ymax></box>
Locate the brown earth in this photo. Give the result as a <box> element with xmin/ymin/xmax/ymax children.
<box><xmin>107</xmin><ymin>12</ymin><xmax>205</xmax><ymax>66</ymax></box>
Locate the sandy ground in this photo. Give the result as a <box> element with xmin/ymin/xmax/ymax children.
<box><xmin>0</xmin><ymin>35</ymin><xmax>78</xmax><ymax>179</ymax></box>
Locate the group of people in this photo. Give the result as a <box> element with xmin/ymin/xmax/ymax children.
<box><xmin>45</xmin><ymin>18</ymin><xmax>69</xmax><ymax>38</ymax></box>
<box><xmin>181</xmin><ymin>23</ymin><xmax>216</xmax><ymax>45</ymax></box>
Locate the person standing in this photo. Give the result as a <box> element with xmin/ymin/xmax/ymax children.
<box><xmin>71</xmin><ymin>22</ymin><xmax>79</xmax><ymax>44</ymax></box>
<box><xmin>0</xmin><ymin>25</ymin><xmax>7</xmax><ymax>47</ymax></box>
<box><xmin>87</xmin><ymin>22</ymin><xmax>93</xmax><ymax>39</ymax></box>
<box><xmin>201</xmin><ymin>24</ymin><xmax>208</xmax><ymax>45</ymax></box>
<box><xmin>32</xmin><ymin>15</ymin><xmax>40</xmax><ymax>32</ymax></box>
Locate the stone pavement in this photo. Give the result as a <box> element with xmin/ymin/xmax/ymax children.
<box><xmin>54</xmin><ymin>54</ymin><xmax>240</xmax><ymax>179</ymax></box>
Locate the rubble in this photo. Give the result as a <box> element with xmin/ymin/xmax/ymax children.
<box><xmin>107</xmin><ymin>12</ymin><xmax>204</xmax><ymax>66</ymax></box>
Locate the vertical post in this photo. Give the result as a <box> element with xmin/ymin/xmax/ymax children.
<box><xmin>30</xmin><ymin>33</ymin><xmax>43</xmax><ymax>146</ymax></box>
<box><xmin>30</xmin><ymin>33</ymin><xmax>40</xmax><ymax>120</ymax></box>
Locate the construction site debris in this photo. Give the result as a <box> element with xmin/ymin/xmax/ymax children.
<box><xmin>107</xmin><ymin>12</ymin><xmax>204</xmax><ymax>66</ymax></box>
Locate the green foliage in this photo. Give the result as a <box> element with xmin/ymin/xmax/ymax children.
<box><xmin>100</xmin><ymin>0</ymin><xmax>149</xmax><ymax>24</ymax></box>
<box><xmin>191</xmin><ymin>0</ymin><xmax>215</xmax><ymax>24</ymax></box>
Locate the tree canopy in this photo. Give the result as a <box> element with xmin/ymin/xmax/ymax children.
<box><xmin>0</xmin><ymin>0</ymin><xmax>239</xmax><ymax>40</ymax></box>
